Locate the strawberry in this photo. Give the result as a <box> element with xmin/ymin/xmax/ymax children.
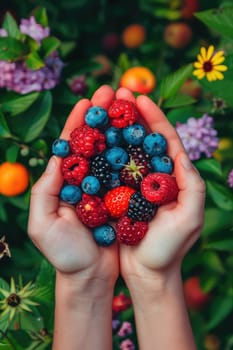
<box><xmin>62</xmin><ymin>154</ymin><xmax>89</xmax><ymax>186</ymax></box>
<box><xmin>116</xmin><ymin>216</ymin><xmax>148</xmax><ymax>245</ymax></box>
<box><xmin>108</xmin><ymin>99</ymin><xmax>140</xmax><ymax>128</ymax></box>
<box><xmin>70</xmin><ymin>125</ymin><xmax>106</xmax><ymax>158</ymax></box>
<box><xmin>76</xmin><ymin>194</ymin><xmax>109</xmax><ymax>228</ymax></box>
<box><xmin>140</xmin><ymin>172</ymin><xmax>179</xmax><ymax>205</ymax></box>
<box><xmin>104</xmin><ymin>186</ymin><xmax>136</xmax><ymax>218</ymax></box>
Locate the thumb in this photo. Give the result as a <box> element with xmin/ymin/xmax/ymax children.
<box><xmin>175</xmin><ymin>151</ymin><xmax>206</xmax><ymax>223</ymax></box>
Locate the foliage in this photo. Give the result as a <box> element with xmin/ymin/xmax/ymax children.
<box><xmin>0</xmin><ymin>0</ymin><xmax>233</xmax><ymax>349</ymax></box>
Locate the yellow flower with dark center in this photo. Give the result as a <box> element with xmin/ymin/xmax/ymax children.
<box><xmin>0</xmin><ymin>277</ymin><xmax>38</xmax><ymax>326</ymax></box>
<box><xmin>193</xmin><ymin>45</ymin><xmax>227</xmax><ymax>82</ymax></box>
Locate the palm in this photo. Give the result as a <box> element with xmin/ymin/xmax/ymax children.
<box><xmin>28</xmin><ymin>85</ymin><xmax>119</xmax><ymax>280</ymax></box>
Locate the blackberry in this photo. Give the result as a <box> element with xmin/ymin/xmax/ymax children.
<box><xmin>127</xmin><ymin>192</ymin><xmax>157</xmax><ymax>222</ymax></box>
<box><xmin>90</xmin><ymin>155</ymin><xmax>112</xmax><ymax>185</ymax></box>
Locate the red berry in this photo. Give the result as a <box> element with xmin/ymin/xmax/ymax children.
<box><xmin>112</xmin><ymin>292</ymin><xmax>132</xmax><ymax>313</ymax></box>
<box><xmin>140</xmin><ymin>172</ymin><xmax>179</xmax><ymax>205</ymax></box>
<box><xmin>184</xmin><ymin>276</ymin><xmax>211</xmax><ymax>311</ymax></box>
<box><xmin>62</xmin><ymin>154</ymin><xmax>89</xmax><ymax>186</ymax></box>
<box><xmin>116</xmin><ymin>216</ymin><xmax>148</xmax><ymax>245</ymax></box>
<box><xmin>108</xmin><ymin>99</ymin><xmax>140</xmax><ymax>128</ymax></box>
<box><xmin>70</xmin><ymin>125</ymin><xmax>106</xmax><ymax>158</ymax></box>
<box><xmin>76</xmin><ymin>194</ymin><xmax>109</xmax><ymax>228</ymax></box>
<box><xmin>104</xmin><ymin>186</ymin><xmax>136</xmax><ymax>218</ymax></box>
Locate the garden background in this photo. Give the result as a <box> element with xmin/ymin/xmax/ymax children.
<box><xmin>0</xmin><ymin>0</ymin><xmax>233</xmax><ymax>349</ymax></box>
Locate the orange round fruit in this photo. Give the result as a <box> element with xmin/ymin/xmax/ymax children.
<box><xmin>119</xmin><ymin>66</ymin><xmax>156</xmax><ymax>94</ymax></box>
<box><xmin>0</xmin><ymin>162</ymin><xmax>30</xmax><ymax>197</ymax></box>
<box><xmin>121</xmin><ymin>24</ymin><xmax>146</xmax><ymax>49</ymax></box>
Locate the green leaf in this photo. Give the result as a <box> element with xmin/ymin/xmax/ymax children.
<box><xmin>206</xmin><ymin>180</ymin><xmax>233</xmax><ymax>211</ymax></box>
<box><xmin>159</xmin><ymin>64</ymin><xmax>193</xmax><ymax>100</ymax></box>
<box><xmin>25</xmin><ymin>51</ymin><xmax>45</xmax><ymax>70</ymax></box>
<box><xmin>5</xmin><ymin>144</ymin><xmax>19</xmax><ymax>163</ymax></box>
<box><xmin>195</xmin><ymin>7</ymin><xmax>233</xmax><ymax>40</ymax></box>
<box><xmin>41</xmin><ymin>37</ymin><xmax>61</xmax><ymax>58</ymax></box>
<box><xmin>0</xmin><ymin>38</ymin><xmax>29</xmax><ymax>61</ymax></box>
<box><xmin>10</xmin><ymin>91</ymin><xmax>52</xmax><ymax>142</ymax></box>
<box><xmin>195</xmin><ymin>158</ymin><xmax>222</xmax><ymax>177</ymax></box>
<box><xmin>0</xmin><ymin>111</ymin><xmax>12</xmax><ymax>138</ymax></box>
<box><xmin>162</xmin><ymin>94</ymin><xmax>196</xmax><ymax>108</ymax></box>
<box><xmin>2</xmin><ymin>12</ymin><xmax>21</xmax><ymax>39</ymax></box>
<box><xmin>206</xmin><ymin>294</ymin><xmax>233</xmax><ymax>330</ymax></box>
<box><xmin>203</xmin><ymin>239</ymin><xmax>233</xmax><ymax>252</ymax></box>
<box><xmin>166</xmin><ymin>106</ymin><xmax>199</xmax><ymax>126</ymax></box>
<box><xmin>201</xmin><ymin>207</ymin><xmax>233</xmax><ymax>237</ymax></box>
<box><xmin>0</xmin><ymin>201</ymin><xmax>8</xmax><ymax>222</ymax></box>
<box><xmin>32</xmin><ymin>7</ymin><xmax>49</xmax><ymax>27</ymax></box>
<box><xmin>2</xmin><ymin>92</ymin><xmax>40</xmax><ymax>116</ymax></box>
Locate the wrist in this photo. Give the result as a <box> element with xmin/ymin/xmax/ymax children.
<box><xmin>124</xmin><ymin>265</ymin><xmax>183</xmax><ymax>306</ymax></box>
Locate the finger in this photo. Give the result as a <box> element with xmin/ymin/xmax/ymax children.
<box><xmin>136</xmin><ymin>95</ymin><xmax>185</xmax><ymax>158</ymax></box>
<box><xmin>175</xmin><ymin>151</ymin><xmax>206</xmax><ymax>226</ymax></box>
<box><xmin>91</xmin><ymin>84</ymin><xmax>115</xmax><ymax>109</ymax></box>
<box><xmin>115</xmin><ymin>87</ymin><xmax>136</xmax><ymax>103</ymax></box>
<box><xmin>28</xmin><ymin>157</ymin><xmax>63</xmax><ymax>228</ymax></box>
<box><xmin>60</xmin><ymin>99</ymin><xmax>91</xmax><ymax>139</ymax></box>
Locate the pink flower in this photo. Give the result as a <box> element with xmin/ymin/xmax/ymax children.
<box><xmin>227</xmin><ymin>169</ymin><xmax>233</xmax><ymax>188</ymax></box>
<box><xmin>118</xmin><ymin>322</ymin><xmax>133</xmax><ymax>337</ymax></box>
<box><xmin>119</xmin><ymin>338</ymin><xmax>135</xmax><ymax>350</ymax></box>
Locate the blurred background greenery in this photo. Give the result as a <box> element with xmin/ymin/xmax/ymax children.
<box><xmin>0</xmin><ymin>0</ymin><xmax>233</xmax><ymax>349</ymax></box>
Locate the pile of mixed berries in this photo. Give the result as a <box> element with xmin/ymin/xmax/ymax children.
<box><xmin>52</xmin><ymin>99</ymin><xmax>179</xmax><ymax>246</ymax></box>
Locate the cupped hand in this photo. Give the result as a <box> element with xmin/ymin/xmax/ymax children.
<box><xmin>28</xmin><ymin>85</ymin><xmax>119</xmax><ymax>284</ymax></box>
<box><xmin>116</xmin><ymin>88</ymin><xmax>206</xmax><ymax>280</ymax></box>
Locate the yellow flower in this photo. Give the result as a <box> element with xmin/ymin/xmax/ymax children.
<box><xmin>193</xmin><ymin>45</ymin><xmax>228</xmax><ymax>82</ymax></box>
<box><xmin>0</xmin><ymin>277</ymin><xmax>38</xmax><ymax>326</ymax></box>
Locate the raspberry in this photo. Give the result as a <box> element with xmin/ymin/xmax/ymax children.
<box><xmin>140</xmin><ymin>172</ymin><xmax>179</xmax><ymax>205</ymax></box>
<box><xmin>70</xmin><ymin>125</ymin><xmax>106</xmax><ymax>158</ymax></box>
<box><xmin>108</xmin><ymin>99</ymin><xmax>140</xmax><ymax>128</ymax></box>
<box><xmin>104</xmin><ymin>186</ymin><xmax>136</xmax><ymax>218</ymax></box>
<box><xmin>127</xmin><ymin>192</ymin><xmax>157</xmax><ymax>222</ymax></box>
<box><xmin>116</xmin><ymin>216</ymin><xmax>148</xmax><ymax>245</ymax></box>
<box><xmin>62</xmin><ymin>154</ymin><xmax>89</xmax><ymax>186</ymax></box>
<box><xmin>76</xmin><ymin>194</ymin><xmax>109</xmax><ymax>228</ymax></box>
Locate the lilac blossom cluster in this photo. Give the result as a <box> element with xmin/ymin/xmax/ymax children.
<box><xmin>176</xmin><ymin>114</ymin><xmax>219</xmax><ymax>161</ymax></box>
<box><xmin>0</xmin><ymin>16</ymin><xmax>64</xmax><ymax>94</ymax></box>
<box><xmin>227</xmin><ymin>169</ymin><xmax>233</xmax><ymax>188</ymax></box>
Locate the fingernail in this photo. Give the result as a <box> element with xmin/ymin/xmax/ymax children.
<box><xmin>180</xmin><ymin>152</ymin><xmax>193</xmax><ymax>170</ymax></box>
<box><xmin>45</xmin><ymin>156</ymin><xmax>57</xmax><ymax>174</ymax></box>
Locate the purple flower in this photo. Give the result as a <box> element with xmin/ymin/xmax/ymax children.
<box><xmin>19</xmin><ymin>16</ymin><xmax>50</xmax><ymax>43</ymax></box>
<box><xmin>118</xmin><ymin>322</ymin><xmax>133</xmax><ymax>337</ymax></box>
<box><xmin>176</xmin><ymin>114</ymin><xmax>219</xmax><ymax>160</ymax></box>
<box><xmin>0</xmin><ymin>28</ymin><xmax>8</xmax><ymax>37</ymax></box>
<box><xmin>227</xmin><ymin>169</ymin><xmax>233</xmax><ymax>188</ymax></box>
<box><xmin>112</xmin><ymin>319</ymin><xmax>121</xmax><ymax>330</ymax></box>
<box><xmin>119</xmin><ymin>339</ymin><xmax>135</xmax><ymax>350</ymax></box>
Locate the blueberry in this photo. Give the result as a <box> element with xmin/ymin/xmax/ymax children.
<box><xmin>105</xmin><ymin>126</ymin><xmax>123</xmax><ymax>147</ymax></box>
<box><xmin>143</xmin><ymin>132</ymin><xmax>167</xmax><ymax>156</ymax></box>
<box><xmin>52</xmin><ymin>139</ymin><xmax>70</xmax><ymax>157</ymax></box>
<box><xmin>81</xmin><ymin>175</ymin><xmax>100</xmax><ymax>194</ymax></box>
<box><xmin>85</xmin><ymin>106</ymin><xmax>108</xmax><ymax>128</ymax></box>
<box><xmin>123</xmin><ymin>123</ymin><xmax>146</xmax><ymax>145</ymax></box>
<box><xmin>60</xmin><ymin>184</ymin><xmax>82</xmax><ymax>204</ymax></box>
<box><xmin>105</xmin><ymin>147</ymin><xmax>129</xmax><ymax>170</ymax></box>
<box><xmin>151</xmin><ymin>155</ymin><xmax>174</xmax><ymax>174</ymax></box>
<box><xmin>93</xmin><ymin>224</ymin><xmax>116</xmax><ymax>247</ymax></box>
<box><xmin>107</xmin><ymin>171</ymin><xmax>121</xmax><ymax>189</ymax></box>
